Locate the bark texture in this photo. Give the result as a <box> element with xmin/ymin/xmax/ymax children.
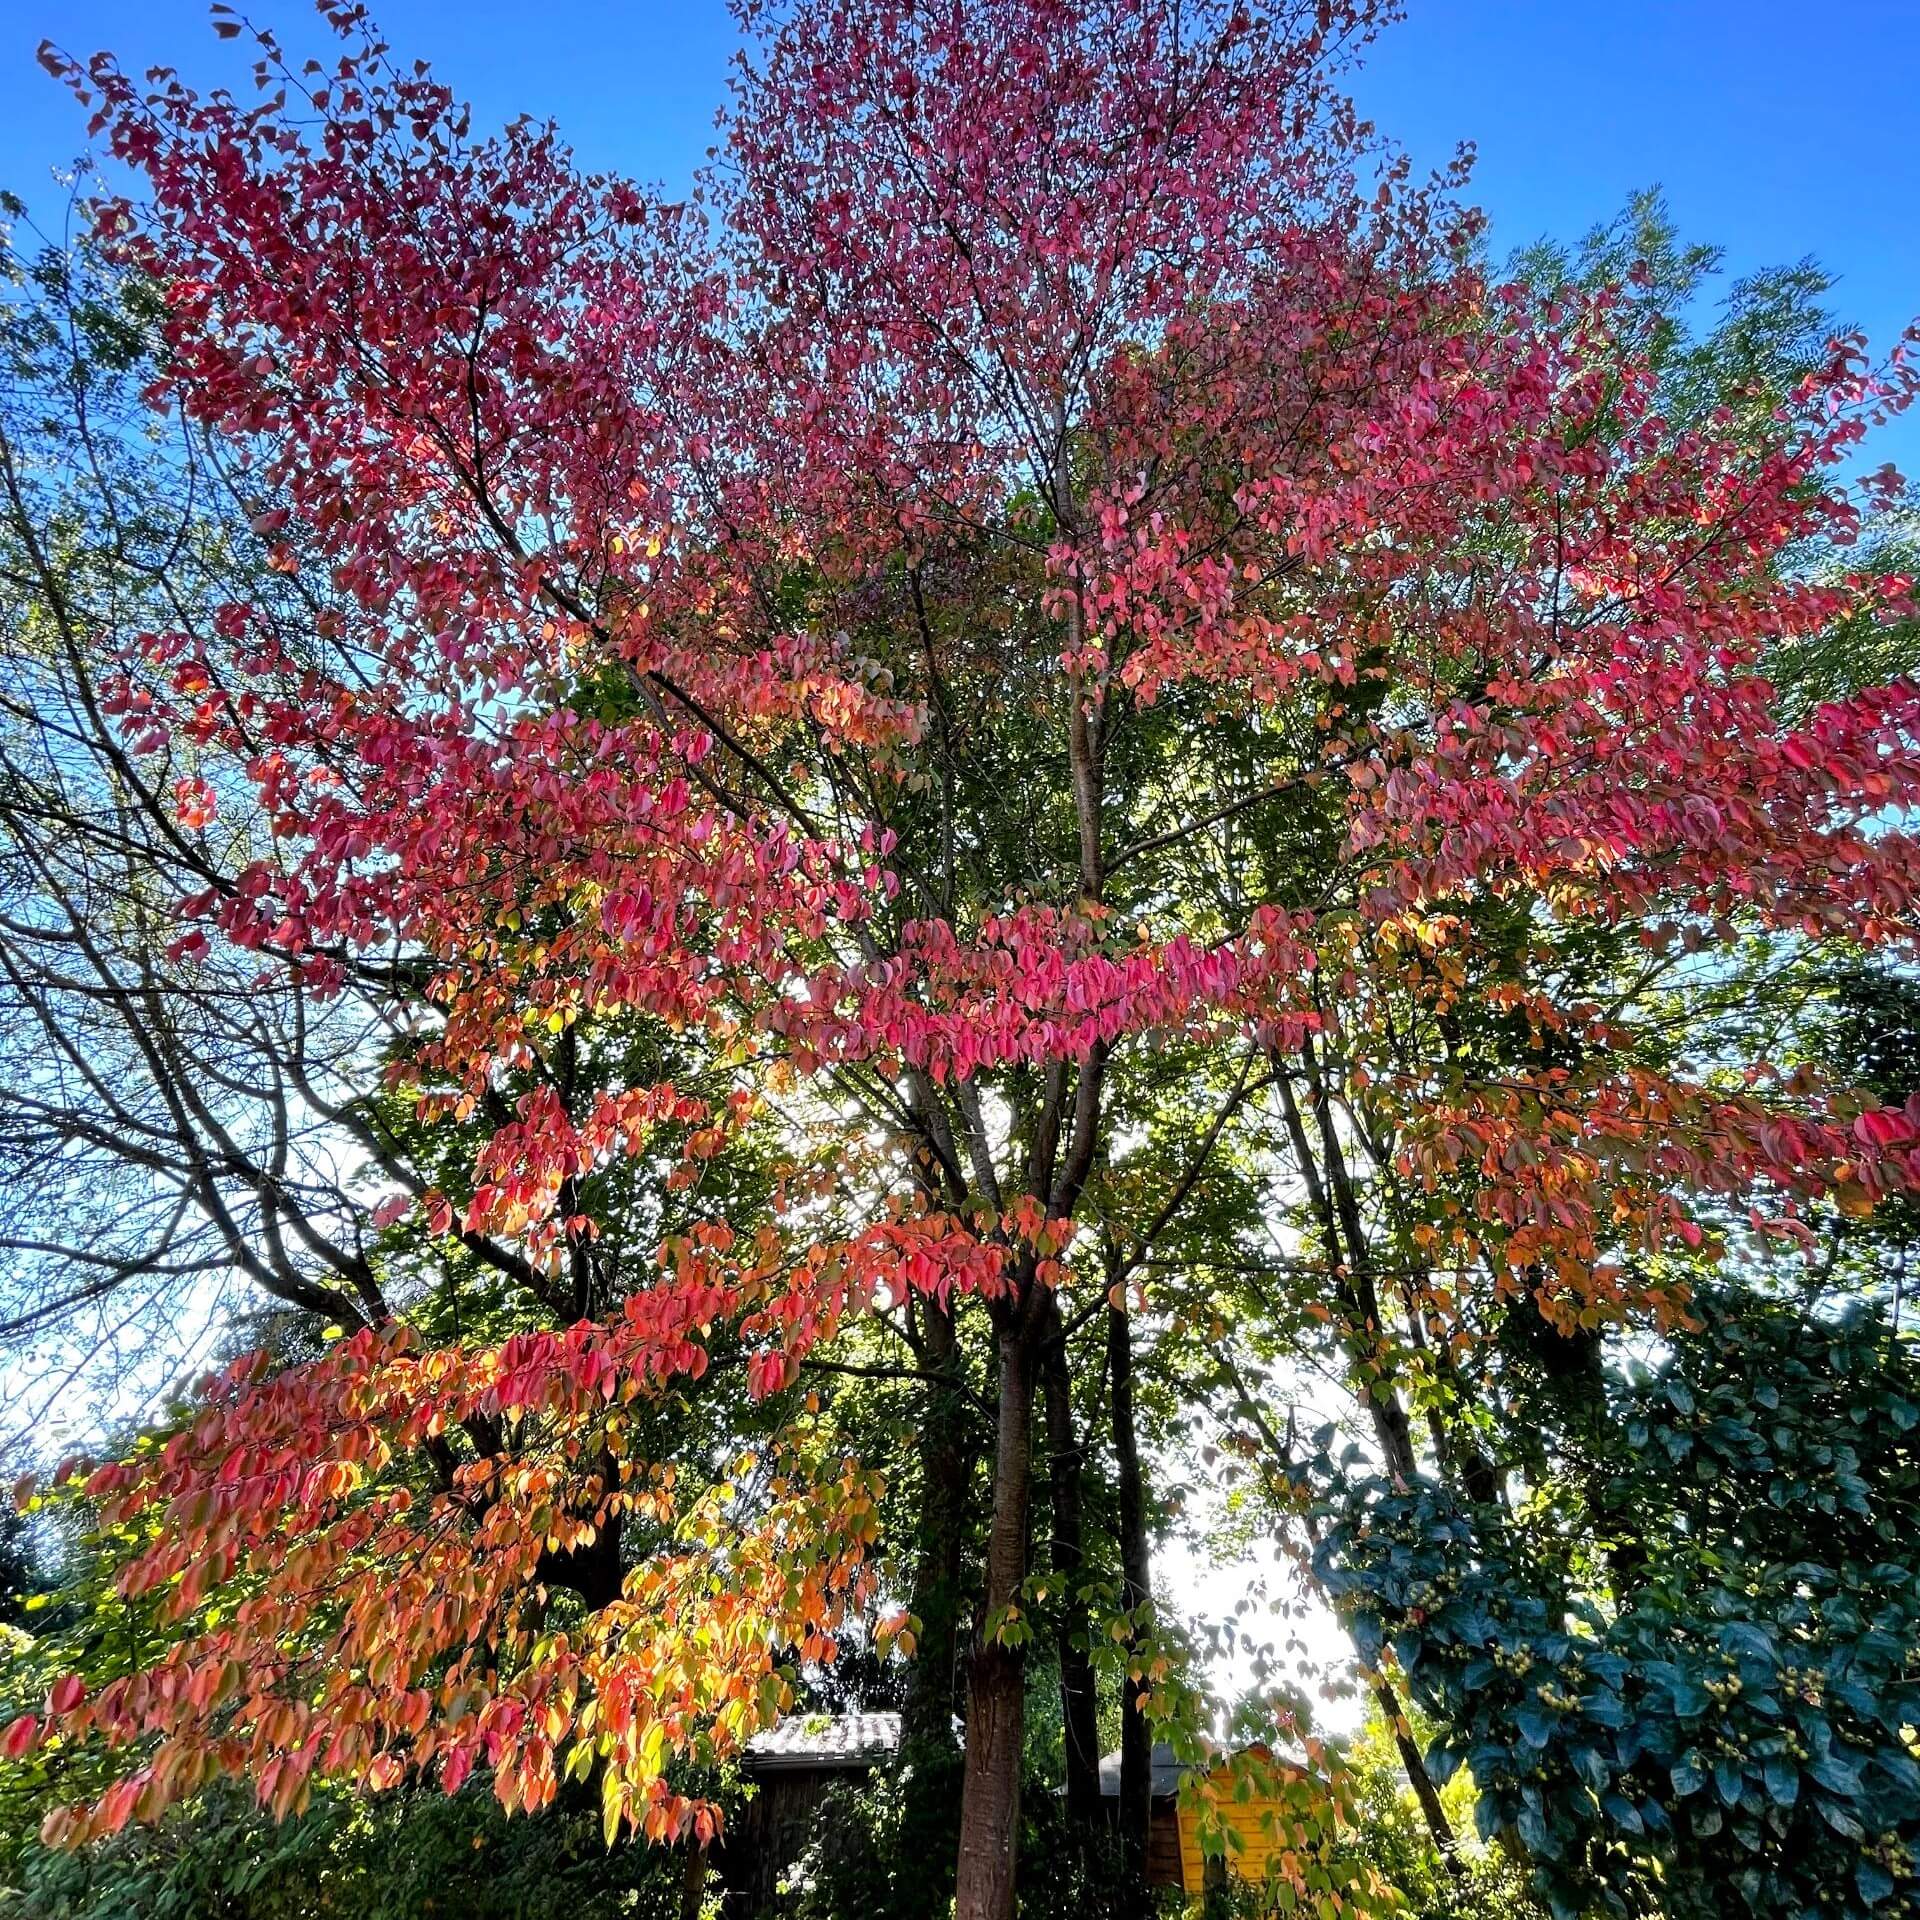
<box><xmin>954</xmin><ymin>1320</ymin><xmax>1038</xmax><ymax>1920</ymax></box>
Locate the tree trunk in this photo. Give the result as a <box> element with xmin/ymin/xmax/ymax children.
<box><xmin>954</xmin><ymin>1317</ymin><xmax>1038</xmax><ymax>1920</ymax></box>
<box><xmin>1226</xmin><ymin>1352</ymin><xmax>1464</xmax><ymax>1879</ymax></box>
<box><xmin>1108</xmin><ymin>1302</ymin><xmax>1153</xmax><ymax>1920</ymax></box>
<box><xmin>678</xmin><ymin>1840</ymin><xmax>708</xmax><ymax>1920</ymax></box>
<box><xmin>535</xmin><ymin>1467</ymin><xmax>623</xmax><ymax>1610</ymax></box>
<box><xmin>1041</xmin><ymin>1319</ymin><xmax>1101</xmax><ymax>1827</ymax></box>
<box><xmin>903</xmin><ymin>1293</ymin><xmax>971</xmax><ymax>1751</ymax></box>
<box><xmin>1273</xmin><ymin>1061</ymin><xmax>1422</xmax><ymax>1484</ymax></box>
<box><xmin>1373</xmin><ymin>1674</ymin><xmax>1462</xmax><ymax>1872</ymax></box>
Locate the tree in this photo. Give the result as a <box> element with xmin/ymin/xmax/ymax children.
<box><xmin>0</xmin><ymin>1466</ymin><xmax>710</xmax><ymax>1920</ymax></box>
<box><xmin>9</xmin><ymin>4</ymin><xmax>1920</xmax><ymax>1918</ymax></box>
<box><xmin>0</xmin><ymin>192</ymin><xmax>697</xmax><ymax>1422</ymax></box>
<box><xmin>1157</xmin><ymin>188</ymin><xmax>1920</xmax><ymax>1913</ymax></box>
<box><xmin>0</xmin><ymin>186</ymin><xmax>828</xmax><ymax>1881</ymax></box>
<box><xmin>0</xmin><ymin>191</ymin><xmax>395</xmax><ymax>1402</ymax></box>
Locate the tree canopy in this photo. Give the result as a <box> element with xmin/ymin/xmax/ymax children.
<box><xmin>3</xmin><ymin>3</ymin><xmax>1919</xmax><ymax>1917</ymax></box>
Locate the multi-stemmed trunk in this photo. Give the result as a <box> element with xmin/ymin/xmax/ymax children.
<box><xmin>954</xmin><ymin>1317</ymin><xmax>1038</xmax><ymax>1920</ymax></box>
<box><xmin>1042</xmin><ymin>1324</ymin><xmax>1102</xmax><ymax>1827</ymax></box>
<box><xmin>956</xmin><ymin>447</ymin><xmax>1107</xmax><ymax>1920</ymax></box>
<box><xmin>902</xmin><ymin>1294</ymin><xmax>972</xmax><ymax>1753</ymax></box>
<box><xmin>1109</xmin><ymin>1302</ymin><xmax>1154</xmax><ymax>1919</ymax></box>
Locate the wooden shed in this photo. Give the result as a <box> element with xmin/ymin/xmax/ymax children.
<box><xmin>1099</xmin><ymin>1741</ymin><xmax>1198</xmax><ymax>1892</ymax></box>
<box><xmin>1102</xmin><ymin>1740</ymin><xmax>1305</xmax><ymax>1904</ymax></box>
<box><xmin>722</xmin><ymin>1711</ymin><xmax>902</xmax><ymax>1913</ymax></box>
<box><xmin>722</xmin><ymin>1719</ymin><xmax>1299</xmax><ymax>1911</ymax></box>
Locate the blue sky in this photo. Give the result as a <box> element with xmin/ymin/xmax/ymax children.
<box><xmin>6</xmin><ymin>1</ymin><xmax>1916</xmax><ymax>355</ymax></box>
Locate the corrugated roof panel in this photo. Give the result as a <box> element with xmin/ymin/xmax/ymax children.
<box><xmin>742</xmin><ymin>1711</ymin><xmax>903</xmax><ymax>1771</ymax></box>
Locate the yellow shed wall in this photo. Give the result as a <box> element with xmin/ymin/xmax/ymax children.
<box><xmin>1174</xmin><ymin>1799</ymin><xmax>1287</xmax><ymax>1905</ymax></box>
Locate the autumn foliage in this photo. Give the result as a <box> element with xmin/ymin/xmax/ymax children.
<box><xmin>10</xmin><ymin>0</ymin><xmax>1920</xmax><ymax>1912</ymax></box>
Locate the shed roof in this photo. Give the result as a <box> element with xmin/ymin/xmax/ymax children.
<box><xmin>1098</xmin><ymin>1741</ymin><xmax>1189</xmax><ymax>1800</ymax></box>
<box><xmin>742</xmin><ymin>1711</ymin><xmax>903</xmax><ymax>1773</ymax></box>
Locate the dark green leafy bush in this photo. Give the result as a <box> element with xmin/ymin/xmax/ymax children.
<box><xmin>1</xmin><ymin>1775</ymin><xmax>703</xmax><ymax>1919</ymax></box>
<box><xmin>1317</xmin><ymin>1288</ymin><xmax>1920</xmax><ymax>1919</ymax></box>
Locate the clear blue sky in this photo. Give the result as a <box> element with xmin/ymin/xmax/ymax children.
<box><xmin>4</xmin><ymin>1</ymin><xmax>1918</xmax><ymax>462</ymax></box>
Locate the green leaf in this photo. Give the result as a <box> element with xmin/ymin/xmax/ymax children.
<box><xmin>1856</xmin><ymin>1861</ymin><xmax>1896</xmax><ymax>1904</ymax></box>
<box><xmin>1515</xmin><ymin>1705</ymin><xmax>1554</xmax><ymax>1749</ymax></box>
<box><xmin>600</xmin><ymin>1766</ymin><xmax>624</xmax><ymax>1847</ymax></box>
<box><xmin>1816</xmin><ymin>1797</ymin><xmax>1866</xmax><ymax>1841</ymax></box>
<box><xmin>1515</xmin><ymin>1804</ymin><xmax>1553</xmax><ymax>1856</ymax></box>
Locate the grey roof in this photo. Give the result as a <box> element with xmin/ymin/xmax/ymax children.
<box><xmin>742</xmin><ymin>1711</ymin><xmax>903</xmax><ymax>1772</ymax></box>
<box><xmin>1097</xmin><ymin>1741</ymin><xmax>1189</xmax><ymax>1800</ymax></box>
